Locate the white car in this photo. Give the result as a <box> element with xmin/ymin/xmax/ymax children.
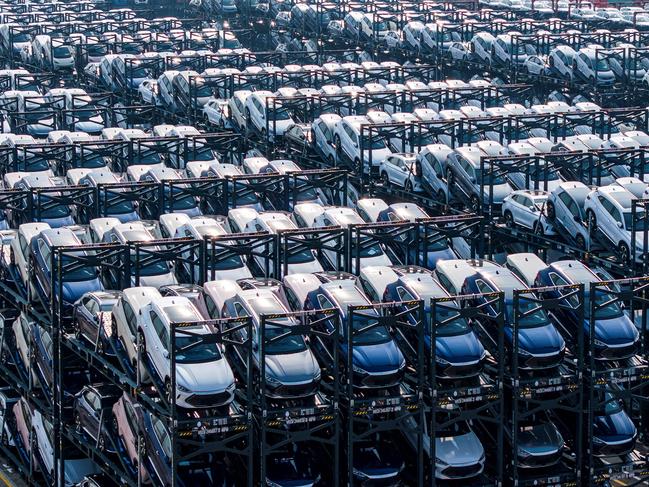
<box><xmin>228</xmin><ymin>89</ymin><xmax>252</xmax><ymax>131</ymax></box>
<box><xmin>138</xmin><ymin>296</ymin><xmax>236</xmax><ymax>408</ymax></box>
<box><xmin>379</xmin><ymin>153</ymin><xmax>423</xmax><ymax>192</ymax></box>
<box><xmin>584</xmin><ymin>185</ymin><xmax>643</xmax><ymax>263</ymax></box>
<box><xmin>502</xmin><ymin>190</ymin><xmax>555</xmax><ymax>235</ymax></box>
<box><xmin>138</xmin><ymin>79</ymin><xmax>158</xmax><ymax>104</ymax></box>
<box><xmin>203</xmin><ymin>97</ymin><xmax>232</xmax><ymax>128</ymax></box>
<box><xmin>244</xmin><ymin>90</ymin><xmax>295</xmax><ymax>138</ymax></box>
<box><xmin>334</xmin><ymin>115</ymin><xmax>392</xmax><ymax>172</ymax></box>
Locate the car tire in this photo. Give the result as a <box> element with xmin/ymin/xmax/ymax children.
<box><xmin>504</xmin><ymin>211</ymin><xmax>514</xmax><ymax>228</ymax></box>
<box><xmin>533</xmin><ymin>221</ymin><xmax>544</xmax><ymax>236</ymax></box>
<box><xmin>381</xmin><ymin>172</ymin><xmax>390</xmax><ymax>186</ymax></box>
<box><xmin>328</xmin><ymin>155</ymin><xmax>335</xmax><ymax>167</ymax></box>
<box><xmin>98</xmin><ymin>434</ymin><xmax>106</xmax><ymax>451</ymax></box>
<box><xmin>165</xmin><ymin>379</ymin><xmax>173</xmax><ymax>403</ymax></box>
<box><xmin>470</xmin><ymin>195</ymin><xmax>481</xmax><ymax>212</ymax></box>
<box><xmin>575</xmin><ymin>234</ymin><xmax>586</xmax><ymax>249</ymax></box>
<box><xmin>446</xmin><ymin>169</ymin><xmax>455</xmax><ymax>189</ymax></box>
<box><xmin>618</xmin><ymin>242</ymin><xmax>630</xmax><ymax>265</ymax></box>
<box><xmin>546</xmin><ymin>201</ymin><xmax>556</xmax><ymax>220</ymax></box>
<box><xmin>74</xmin><ymin>411</ymin><xmax>82</xmax><ymax>433</ymax></box>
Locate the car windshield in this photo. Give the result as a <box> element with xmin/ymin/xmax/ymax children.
<box><xmin>166</xmin><ymin>187</ymin><xmax>197</xmax><ymax>211</ymax></box>
<box><xmin>431</xmin><ymin>306</ymin><xmax>471</xmax><ymax>336</ymax></box>
<box><xmin>273</xmin><ymin>108</ymin><xmax>291</xmax><ymax>121</ymax></box>
<box><xmin>506</xmin><ymin>299</ymin><xmax>551</xmax><ymax>328</ymax></box>
<box><xmin>39</xmin><ymin>198</ymin><xmax>71</xmax><ymax>218</ymax></box>
<box><xmin>189</xmin><ymin>146</ymin><xmax>217</xmax><ymax>161</ymax></box>
<box><xmin>352</xmin><ymin>240</ymin><xmax>386</xmax><ymax>259</ymax></box>
<box><xmin>436</xmin><ymin>419</ymin><xmax>472</xmax><ymax>437</ymax></box>
<box><xmin>103</xmin><ymin>195</ymin><xmax>135</xmax><ymax>215</ymax></box>
<box><xmin>375</xmin><ymin>21</ymin><xmax>389</xmax><ymax>31</ymax></box>
<box><xmin>175</xmin><ymin>333</ymin><xmax>222</xmax><ymax>363</ymax></box>
<box><xmin>596</xmin><ymin>58</ymin><xmax>610</xmax><ymax>71</ymax></box>
<box><xmin>134</xmin><ymin>152</ymin><xmax>161</xmax><ymax>165</ymax></box>
<box><xmin>195</xmin><ymin>84</ymin><xmax>212</xmax><ymax>97</ymax></box>
<box><xmin>623</xmin><ymin>211</ymin><xmax>648</xmax><ymax>231</ymax></box>
<box><xmin>74</xmin><ymin>109</ymin><xmax>98</xmax><ymax>120</ymax></box>
<box><xmin>53</xmin><ymin>46</ymin><xmax>71</xmax><ymax>58</ymax></box>
<box><xmin>286</xmin><ymin>247</ymin><xmax>318</xmax><ymax>264</ymax></box>
<box><xmin>361</xmin><ymin>135</ymin><xmax>387</xmax><ymax>150</ymax></box>
<box><xmin>223</xmin><ymin>38</ymin><xmax>241</xmax><ymax>49</ymax></box>
<box><xmin>263</xmin><ymin>319</ymin><xmax>309</xmax><ymax>354</ymax></box>
<box><xmin>13</xmin><ymin>34</ymin><xmax>30</xmax><ymax>42</ymax></box>
<box><xmin>130</xmin><ymin>255</ymin><xmax>170</xmax><ymax>277</ymax></box>
<box><xmin>350</xmin><ymin>312</ymin><xmax>391</xmax><ymax>345</ymax></box>
<box><xmin>61</xmin><ymin>254</ymin><xmax>97</xmax><ymax>281</ymax></box>
<box><xmin>22</xmin><ymin>157</ymin><xmax>49</xmax><ymax>172</ymax></box>
<box><xmin>480</xmin><ymin>167</ymin><xmax>506</xmax><ymax>185</ymax></box>
<box><xmin>131</xmin><ymin>67</ymin><xmax>148</xmax><ymax>78</ymax></box>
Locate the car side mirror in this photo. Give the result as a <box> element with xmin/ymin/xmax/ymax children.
<box><xmin>574</xmin><ymin>215</ymin><xmax>581</xmax><ymax>222</ymax></box>
<box><xmin>162</xmin><ymin>350</ymin><xmax>169</xmax><ymax>359</ymax></box>
<box><xmin>529</xmin><ymin>205</ymin><xmax>536</xmax><ymax>212</ymax></box>
<box><xmin>617</xmin><ymin>221</ymin><xmax>623</xmax><ymax>228</ymax></box>
<box><xmin>469</xmin><ymin>176</ymin><xmax>476</xmax><ymax>183</ymax></box>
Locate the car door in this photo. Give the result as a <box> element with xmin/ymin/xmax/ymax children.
<box><xmin>148</xmin><ymin>310</ymin><xmax>168</xmax><ymax>379</ymax></box>
<box><xmin>82</xmin><ymin>389</ymin><xmax>100</xmax><ymax>439</ymax></box>
<box><xmin>516</xmin><ymin>193</ymin><xmax>536</xmax><ymax>228</ymax></box>
<box><xmin>342</xmin><ymin>123</ymin><xmax>357</xmax><ymax>159</ymax></box>
<box><xmin>79</xmin><ymin>296</ymin><xmax>98</xmax><ymax>341</ymax></box>
<box><xmin>599</xmin><ymin>196</ymin><xmax>623</xmax><ymax>245</ymax></box>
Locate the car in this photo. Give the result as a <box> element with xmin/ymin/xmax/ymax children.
<box><xmin>334</xmin><ymin>115</ymin><xmax>392</xmax><ymax>172</ymax></box>
<box><xmin>379</xmin><ymin>153</ymin><xmax>423</xmax><ymax>192</ymax></box>
<box><xmin>305</xmin><ymin>281</ymin><xmax>406</xmax><ymax>388</ymax></box>
<box><xmin>30</xmin><ymin>227</ymin><xmax>104</xmax><ymax>314</ymax></box>
<box><xmin>76</xmin><ymin>170</ymin><xmax>140</xmax><ymax>223</ymax></box>
<box><xmin>506</xmin><ymin>412</ymin><xmax>565</xmax><ymax>468</ymax></box>
<box><xmin>492</xmin><ymin>34</ymin><xmax>536</xmax><ymax>67</ymax></box>
<box><xmin>416</xmin><ymin>144</ymin><xmax>454</xmax><ymax>203</ymax></box>
<box><xmin>138</xmin><ymin>78</ymin><xmax>159</xmax><ymax>104</ymax></box>
<box><xmin>549</xmin><ymin>45</ymin><xmax>576</xmax><ymax>79</ymax></box>
<box><xmin>112</xmin><ymin>392</ymin><xmax>149</xmax><ymax>481</ymax></box>
<box><xmin>32</xmin><ymin>408</ymin><xmax>101</xmax><ymax>485</ymax></box>
<box><xmin>431</xmin><ymin>415</ymin><xmax>486</xmax><ymax>479</ymax></box>
<box><xmin>221</xmin><ymin>285</ymin><xmax>321</xmax><ymax>399</ymax></box>
<box><xmin>584</xmin><ymin>185</ymin><xmax>646</xmax><ymax>263</ymax></box>
<box><xmin>138</xmin><ymin>296</ymin><xmax>236</xmax><ymax>408</ymax></box>
<box><xmin>531</xmin><ymin>259</ymin><xmax>639</xmax><ymax>360</ymax></box>
<box><xmin>574</xmin><ymin>47</ymin><xmax>616</xmax><ymax>85</ymax></box>
<box><xmin>73</xmin><ymin>291</ymin><xmax>122</xmax><ymax>356</ymax></box>
<box><xmin>73</xmin><ymin>384</ymin><xmax>122</xmax><ymax>452</ymax></box>
<box><xmin>0</xmin><ymin>387</ymin><xmax>18</xmax><ymax>447</ymax></box>
<box><xmin>244</xmin><ymin>90</ymin><xmax>295</xmax><ymax>139</ymax></box>
<box><xmin>446</xmin><ymin>145</ymin><xmax>515</xmax><ymax>211</ymax></box>
<box><xmin>384</xmin><ymin>268</ymin><xmax>487</xmax><ymax>379</ymax></box>
<box><xmin>502</xmin><ymin>189</ymin><xmax>556</xmax><ymax>235</ymax></box>
<box><xmin>546</xmin><ymin>181</ymin><xmax>592</xmax><ymax>248</ymax></box>
<box><xmin>592</xmin><ymin>388</ymin><xmax>637</xmax><ymax>456</ymax></box>
<box><xmin>312</xmin><ymin>114</ymin><xmax>342</xmax><ymax>165</ymax></box>
<box><xmin>228</xmin><ymin>89</ymin><xmax>252</xmax><ymax>131</ymax></box>
<box><xmin>523</xmin><ymin>54</ymin><xmax>549</xmax><ymax>76</ymax></box>
<box><xmin>12</xmin><ymin>312</ymin><xmax>35</xmax><ymax>383</ymax></box>
<box><xmin>202</xmin><ymin>97</ymin><xmax>233</xmax><ymax>129</ymax></box>
<box><xmin>12</xmin><ymin>397</ymin><xmax>33</xmax><ymax>463</ymax></box>
<box><xmin>159</xmin><ymin>284</ymin><xmax>210</xmax><ymax>319</ymax></box>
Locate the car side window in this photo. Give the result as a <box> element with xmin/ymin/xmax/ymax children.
<box><xmin>436</xmin><ymin>273</ymin><xmax>456</xmax><ymax>294</ymax></box>
<box><xmin>233</xmin><ymin>302</ymin><xmax>248</xmax><ymax>317</ymax></box>
<box><xmin>396</xmin><ymin>286</ymin><xmax>415</xmax><ymax>302</ymax></box>
<box><xmin>317</xmin><ymin>294</ymin><xmax>334</xmax><ymax>309</ymax></box>
<box><xmin>86</xmin><ymin>298</ymin><xmax>99</xmax><ymax>315</ymax></box>
<box><xmin>204</xmin><ymin>294</ymin><xmax>218</xmax><ymax>318</ymax></box>
<box><xmin>122</xmin><ymin>300</ymin><xmax>136</xmax><ymax>329</ymax></box>
<box><xmin>149</xmin><ymin>311</ymin><xmax>168</xmax><ymax>346</ymax></box>
<box><xmin>84</xmin><ymin>390</ymin><xmax>100</xmax><ymax>410</ymax></box>
<box><xmin>558</xmin><ymin>191</ymin><xmax>572</xmax><ymax>208</ymax></box>
<box><xmin>38</xmin><ymin>239</ymin><xmax>51</xmax><ymax>264</ymax></box>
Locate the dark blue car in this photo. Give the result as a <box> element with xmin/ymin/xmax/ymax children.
<box><xmin>462</xmin><ymin>268</ymin><xmax>566</xmax><ymax>370</ymax></box>
<box><xmin>377</xmin><ymin>203</ymin><xmax>456</xmax><ymax>269</ymax></box>
<box><xmin>384</xmin><ymin>270</ymin><xmax>486</xmax><ymax>379</ymax></box>
<box><xmin>30</xmin><ymin>228</ymin><xmax>104</xmax><ymax>314</ymax></box>
<box><xmin>305</xmin><ymin>281</ymin><xmax>405</xmax><ymax>388</ymax></box>
<box><xmin>593</xmin><ymin>389</ymin><xmax>637</xmax><ymax>457</ymax></box>
<box><xmin>534</xmin><ymin>260</ymin><xmax>639</xmax><ymax>360</ymax></box>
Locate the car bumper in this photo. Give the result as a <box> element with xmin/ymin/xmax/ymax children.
<box><xmin>436</xmin><ymin>461</ymin><xmax>483</xmax><ymax>480</ymax></box>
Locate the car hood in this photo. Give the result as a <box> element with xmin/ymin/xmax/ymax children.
<box><xmin>213</xmin><ymin>266</ymin><xmax>253</xmax><ymax>281</ymax></box>
<box><xmin>265</xmin><ymin>349</ymin><xmax>319</xmax><ymax>383</ymax></box>
<box><xmin>61</xmin><ymin>279</ymin><xmax>103</xmax><ymax>305</ymax></box>
<box><xmin>435</xmin><ymin>432</ymin><xmax>484</xmax><ymax>465</ymax></box>
<box><xmin>27</xmin><ymin>122</ymin><xmax>54</xmax><ymax>136</ymax></box>
<box><xmin>364</xmin><ymin>147</ymin><xmax>392</xmax><ymax>165</ymax></box>
<box><xmin>594</xmin><ymin>410</ymin><xmax>637</xmax><ymax>440</ymax></box>
<box><xmin>516</xmin><ymin>323</ymin><xmax>564</xmax><ymax>355</ymax></box>
<box><xmin>518</xmin><ymin>422</ymin><xmax>564</xmax><ymax>455</ymax></box>
<box><xmin>177</xmin><ymin>358</ymin><xmax>235</xmax><ymax>393</ymax></box>
<box><xmin>351</xmin><ymin>339</ymin><xmax>404</xmax><ymax>373</ymax></box>
<box><xmin>425</xmin><ymin>247</ymin><xmax>456</xmax><ymax>269</ymax></box>
<box><xmin>286</xmin><ymin>259</ymin><xmax>324</xmax><ymax>275</ymax></box>
<box><xmin>41</xmin><ymin>215</ymin><xmax>75</xmax><ymax>228</ymax></box>
<box><xmin>271</xmin><ymin>119</ymin><xmax>294</xmax><ymax>136</ymax></box>
<box><xmin>592</xmin><ymin>315</ymin><xmax>639</xmax><ymax>345</ymax></box>
<box><xmin>435</xmin><ymin>331</ymin><xmax>485</xmax><ymax>363</ymax></box>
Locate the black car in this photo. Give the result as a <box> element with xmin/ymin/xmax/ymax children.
<box><xmin>73</xmin><ymin>291</ymin><xmax>122</xmax><ymax>356</ymax></box>
<box><xmin>73</xmin><ymin>384</ymin><xmax>122</xmax><ymax>453</ymax></box>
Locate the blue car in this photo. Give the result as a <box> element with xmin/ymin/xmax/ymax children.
<box><xmin>534</xmin><ymin>260</ymin><xmax>639</xmax><ymax>360</ymax></box>
<box><xmin>462</xmin><ymin>268</ymin><xmax>566</xmax><ymax>370</ymax></box>
<box><xmin>384</xmin><ymin>268</ymin><xmax>486</xmax><ymax>378</ymax></box>
<box><xmin>593</xmin><ymin>389</ymin><xmax>637</xmax><ymax>457</ymax></box>
<box><xmin>305</xmin><ymin>281</ymin><xmax>406</xmax><ymax>388</ymax></box>
<box><xmin>377</xmin><ymin>203</ymin><xmax>456</xmax><ymax>269</ymax></box>
<box><xmin>30</xmin><ymin>228</ymin><xmax>104</xmax><ymax>314</ymax></box>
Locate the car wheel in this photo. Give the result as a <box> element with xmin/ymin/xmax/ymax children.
<box><xmin>381</xmin><ymin>172</ymin><xmax>390</xmax><ymax>186</ymax></box>
<box><xmin>165</xmin><ymin>379</ymin><xmax>173</xmax><ymax>403</ymax></box>
<box><xmin>98</xmin><ymin>434</ymin><xmax>106</xmax><ymax>451</ymax></box>
<box><xmin>618</xmin><ymin>242</ymin><xmax>630</xmax><ymax>265</ymax></box>
<box><xmin>546</xmin><ymin>201</ymin><xmax>556</xmax><ymax>220</ymax></box>
<box><xmin>575</xmin><ymin>234</ymin><xmax>586</xmax><ymax>249</ymax></box>
<box><xmin>74</xmin><ymin>411</ymin><xmax>82</xmax><ymax>433</ymax></box>
<box><xmin>354</xmin><ymin>158</ymin><xmax>362</xmax><ymax>174</ymax></box>
<box><xmin>334</xmin><ymin>135</ymin><xmax>342</xmax><ymax>156</ymax></box>
<box><xmin>446</xmin><ymin>169</ymin><xmax>454</xmax><ymax>188</ymax></box>
<box><xmin>504</xmin><ymin>211</ymin><xmax>514</xmax><ymax>228</ymax></box>
<box><xmin>245</xmin><ymin>108</ymin><xmax>251</xmax><ymax>127</ymax></box>
<box><xmin>587</xmin><ymin>210</ymin><xmax>597</xmax><ymax>232</ymax></box>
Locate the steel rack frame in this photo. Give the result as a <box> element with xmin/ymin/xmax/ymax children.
<box><xmin>257</xmin><ymin>309</ymin><xmax>341</xmax><ymax>485</ymax></box>
<box><xmin>92</xmin><ymin>180</ymin><xmax>160</xmax><ymax>222</ymax></box>
<box><xmin>0</xmin><ymin>142</ymin><xmax>67</xmax><ymax>176</ymax></box>
<box><xmin>275</xmin><ymin>226</ymin><xmax>348</xmax><ymax>277</ymax></box>
<box><xmin>203</xmin><ymin>232</ymin><xmax>277</xmax><ymax>280</ymax></box>
<box><xmin>158</xmin><ymin>177</ymin><xmax>226</xmax><ymax>220</ymax></box>
<box><xmin>586</xmin><ymin>278</ymin><xmax>649</xmax><ymax>486</ymax></box>
<box><xmin>509</xmin><ymin>286</ymin><xmax>585</xmax><ymax>486</ymax></box>
<box><xmin>345</xmin><ymin>301</ymin><xmax>425</xmax><ymax>486</ymax></box>
<box><xmin>631</xmin><ymin>199</ymin><xmax>649</xmax><ymax>276</ymax></box>
<box><xmin>10</xmin><ymin>185</ymin><xmax>95</xmax><ymax>230</ymax></box>
<box><xmin>66</xmin><ymin>139</ymin><xmax>130</xmax><ymax>174</ymax></box>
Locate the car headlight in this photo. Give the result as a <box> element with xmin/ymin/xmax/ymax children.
<box><xmin>399</xmin><ymin>357</ymin><xmax>406</xmax><ymax>369</ymax></box>
<box><xmin>517</xmin><ymin>447</ymin><xmax>531</xmax><ymax>458</ymax></box>
<box><xmin>352</xmin><ymin>468</ymin><xmax>369</xmax><ymax>479</ymax></box>
<box><xmin>176</xmin><ymin>383</ymin><xmax>190</xmax><ymax>393</ymax></box>
<box><xmin>265</xmin><ymin>373</ymin><xmax>281</xmax><ymax>385</ymax></box>
<box><xmin>518</xmin><ymin>347</ymin><xmax>533</xmax><ymax>356</ymax></box>
<box><xmin>314</xmin><ymin>368</ymin><xmax>321</xmax><ymax>382</ymax></box>
<box><xmin>352</xmin><ymin>364</ymin><xmax>367</xmax><ymax>374</ymax></box>
<box><xmin>435</xmin><ymin>355</ymin><xmax>450</xmax><ymax>365</ymax></box>
<box><xmin>592</xmin><ymin>436</ymin><xmax>605</xmax><ymax>445</ymax></box>
<box><xmin>435</xmin><ymin>457</ymin><xmax>448</xmax><ymax>466</ymax></box>
<box><xmin>480</xmin><ymin>349</ymin><xmax>488</xmax><ymax>360</ymax></box>
<box><xmin>226</xmin><ymin>382</ymin><xmax>236</xmax><ymax>391</ymax></box>
<box><xmin>593</xmin><ymin>338</ymin><xmax>607</xmax><ymax>347</ymax></box>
